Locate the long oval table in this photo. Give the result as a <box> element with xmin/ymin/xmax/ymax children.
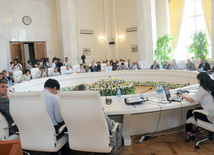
<box><xmin>11</xmin><ymin>70</ymin><xmax>200</xmax><ymax>146</ymax></box>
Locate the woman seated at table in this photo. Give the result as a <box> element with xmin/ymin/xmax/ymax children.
<box><xmin>21</xmin><ymin>70</ymin><xmax>31</xmax><ymax>82</ymax></box>
<box><xmin>178</xmin><ymin>72</ymin><xmax>214</xmax><ymax>141</ymax></box>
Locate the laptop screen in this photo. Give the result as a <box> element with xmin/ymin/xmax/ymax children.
<box><xmin>164</xmin><ymin>86</ymin><xmax>171</xmax><ymax>101</ymax></box>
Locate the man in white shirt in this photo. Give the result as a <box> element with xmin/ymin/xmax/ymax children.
<box><xmin>127</xmin><ymin>59</ymin><xmax>133</xmax><ymax>70</ymax></box>
<box><xmin>132</xmin><ymin>61</ymin><xmax>142</xmax><ymax>70</ymax></box>
<box><xmin>51</xmin><ymin>59</ymin><xmax>57</xmax><ymax>68</ymax></box>
<box><xmin>37</xmin><ymin>67</ymin><xmax>47</xmax><ymax>78</ymax></box>
<box><xmin>12</xmin><ymin>59</ymin><xmax>23</xmax><ymax>71</ymax></box>
<box><xmin>51</xmin><ymin>67</ymin><xmax>61</xmax><ymax>76</ymax></box>
<box><xmin>43</xmin><ymin>79</ymin><xmax>64</xmax><ymax>139</ymax></box>
<box><xmin>64</xmin><ymin>57</ymin><xmax>71</xmax><ymax>67</ymax></box>
<box><xmin>64</xmin><ymin>65</ymin><xmax>73</xmax><ymax>74</ymax></box>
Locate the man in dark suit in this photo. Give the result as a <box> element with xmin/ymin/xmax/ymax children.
<box><xmin>197</xmin><ymin>58</ymin><xmax>211</xmax><ymax>71</ymax></box>
<box><xmin>0</xmin><ymin>79</ymin><xmax>18</xmax><ymax>135</ymax></box>
<box><xmin>150</xmin><ymin>60</ymin><xmax>160</xmax><ymax>70</ymax></box>
<box><xmin>2</xmin><ymin>70</ymin><xmax>11</xmax><ymax>82</ymax></box>
<box><xmin>89</xmin><ymin>61</ymin><xmax>98</xmax><ymax>72</ymax></box>
<box><xmin>163</xmin><ymin>60</ymin><xmax>171</xmax><ymax>69</ymax></box>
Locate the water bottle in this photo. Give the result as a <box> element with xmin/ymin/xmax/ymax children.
<box><xmin>7</xmin><ymin>79</ymin><xmax>10</xmax><ymax>87</ymax></box>
<box><xmin>35</xmin><ymin>74</ymin><xmax>37</xmax><ymax>79</ymax></box>
<box><xmin>156</xmin><ymin>84</ymin><xmax>160</xmax><ymax>101</ymax></box>
<box><xmin>88</xmin><ymin>69</ymin><xmax>91</xmax><ymax>72</ymax></box>
<box><xmin>200</xmin><ymin>67</ymin><xmax>203</xmax><ymax>72</ymax></box>
<box><xmin>117</xmin><ymin>87</ymin><xmax>121</xmax><ymax>101</ymax></box>
<box><xmin>159</xmin><ymin>84</ymin><xmax>163</xmax><ymax>101</ymax></box>
<box><xmin>12</xmin><ymin>88</ymin><xmax>15</xmax><ymax>93</ymax></box>
<box><xmin>9</xmin><ymin>79</ymin><xmax>12</xmax><ymax>86</ymax></box>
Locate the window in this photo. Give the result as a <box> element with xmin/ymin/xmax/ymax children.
<box><xmin>174</xmin><ymin>0</ymin><xmax>211</xmax><ymax>60</ymax></box>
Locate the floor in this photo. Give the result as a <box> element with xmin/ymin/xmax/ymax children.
<box><xmin>28</xmin><ymin>126</ymin><xmax>214</xmax><ymax>155</ymax></box>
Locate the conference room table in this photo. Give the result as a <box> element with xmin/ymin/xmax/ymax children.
<box><xmin>11</xmin><ymin>70</ymin><xmax>202</xmax><ymax>146</ymax></box>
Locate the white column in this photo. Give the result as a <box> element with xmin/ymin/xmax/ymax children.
<box><xmin>212</xmin><ymin>0</ymin><xmax>214</xmax><ymax>58</ymax></box>
<box><xmin>56</xmin><ymin>0</ymin><xmax>79</xmax><ymax>65</ymax></box>
<box><xmin>137</xmin><ymin>0</ymin><xmax>156</xmax><ymax>67</ymax></box>
<box><xmin>155</xmin><ymin>0</ymin><xmax>170</xmax><ymax>37</ymax></box>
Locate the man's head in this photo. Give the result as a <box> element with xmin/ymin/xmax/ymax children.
<box><xmin>75</xmin><ymin>84</ymin><xmax>89</xmax><ymax>91</ymax></box>
<box><xmin>165</xmin><ymin>60</ymin><xmax>168</xmax><ymax>65</ymax></box>
<box><xmin>27</xmin><ymin>60</ymin><xmax>32</xmax><ymax>65</ymax></box>
<box><xmin>154</xmin><ymin>60</ymin><xmax>157</xmax><ymax>64</ymax></box>
<box><xmin>80</xmin><ymin>64</ymin><xmax>83</xmax><ymax>69</ymax></box>
<box><xmin>53</xmin><ymin>59</ymin><xmax>57</xmax><ymax>64</ymax></box>
<box><xmin>2</xmin><ymin>70</ymin><xmax>7</xmax><ymax>77</ymax></box>
<box><xmin>40</xmin><ymin>67</ymin><xmax>46</xmax><ymax>73</ymax></box>
<box><xmin>14</xmin><ymin>59</ymin><xmax>18</xmax><ymax>64</ymax></box>
<box><xmin>92</xmin><ymin>61</ymin><xmax>95</xmax><ymax>66</ymax></box>
<box><xmin>65</xmin><ymin>57</ymin><xmax>68</xmax><ymax>62</ymax></box>
<box><xmin>25</xmin><ymin>70</ymin><xmax>30</xmax><ymax>76</ymax></box>
<box><xmin>187</xmin><ymin>59</ymin><xmax>191</xmax><ymax>63</ymax></box>
<box><xmin>66</xmin><ymin>65</ymin><xmax>70</xmax><ymax>70</ymax></box>
<box><xmin>201</xmin><ymin>58</ymin><xmax>205</xmax><ymax>64</ymax></box>
<box><xmin>128</xmin><ymin>59</ymin><xmax>131</xmax><ymax>63</ymax></box>
<box><xmin>44</xmin><ymin>79</ymin><xmax>60</xmax><ymax>95</ymax></box>
<box><xmin>121</xmin><ymin>62</ymin><xmax>125</xmax><ymax>68</ymax></box>
<box><xmin>136</xmin><ymin>61</ymin><xmax>139</xmax><ymax>65</ymax></box>
<box><xmin>0</xmin><ymin>79</ymin><xmax>7</xmax><ymax>96</ymax></box>
<box><xmin>98</xmin><ymin>61</ymin><xmax>101</xmax><ymax>65</ymax></box>
<box><xmin>172</xmin><ymin>59</ymin><xmax>176</xmax><ymax>64</ymax></box>
<box><xmin>54</xmin><ymin>67</ymin><xmax>58</xmax><ymax>72</ymax></box>
<box><xmin>106</xmin><ymin>62</ymin><xmax>110</xmax><ymax>67</ymax></box>
<box><xmin>58</xmin><ymin>59</ymin><xmax>61</xmax><ymax>63</ymax></box>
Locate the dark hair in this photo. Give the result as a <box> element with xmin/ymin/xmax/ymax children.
<box><xmin>75</xmin><ymin>84</ymin><xmax>88</xmax><ymax>91</ymax></box>
<box><xmin>0</xmin><ymin>73</ymin><xmax>2</xmax><ymax>75</ymax></box>
<box><xmin>10</xmin><ymin>62</ymin><xmax>13</xmax><ymax>65</ymax></box>
<box><xmin>40</xmin><ymin>67</ymin><xmax>45</xmax><ymax>70</ymax></box>
<box><xmin>44</xmin><ymin>79</ymin><xmax>60</xmax><ymax>90</ymax></box>
<box><xmin>2</xmin><ymin>70</ymin><xmax>7</xmax><ymax>74</ymax></box>
<box><xmin>201</xmin><ymin>58</ymin><xmax>205</xmax><ymax>61</ymax></box>
<box><xmin>197</xmin><ymin>72</ymin><xmax>214</xmax><ymax>99</ymax></box>
<box><xmin>25</xmin><ymin>70</ymin><xmax>30</xmax><ymax>74</ymax></box>
<box><xmin>121</xmin><ymin>63</ymin><xmax>125</xmax><ymax>65</ymax></box>
<box><xmin>80</xmin><ymin>64</ymin><xmax>83</xmax><ymax>66</ymax></box>
<box><xmin>0</xmin><ymin>79</ymin><xmax>7</xmax><ymax>84</ymax></box>
<box><xmin>27</xmin><ymin>60</ymin><xmax>31</xmax><ymax>63</ymax></box>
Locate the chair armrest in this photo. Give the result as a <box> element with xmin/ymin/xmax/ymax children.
<box><xmin>193</xmin><ymin>110</ymin><xmax>209</xmax><ymax>116</ymax></box>
<box><xmin>58</xmin><ymin>124</ymin><xmax>66</xmax><ymax>134</ymax></box>
<box><xmin>109</xmin><ymin>122</ymin><xmax>119</xmax><ymax>138</ymax></box>
<box><xmin>3</xmin><ymin>123</ymin><xmax>16</xmax><ymax>130</ymax></box>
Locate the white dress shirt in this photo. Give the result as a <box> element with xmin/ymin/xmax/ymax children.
<box><xmin>43</xmin><ymin>89</ymin><xmax>63</xmax><ymax>126</ymax></box>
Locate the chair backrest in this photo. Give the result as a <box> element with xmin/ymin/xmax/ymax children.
<box><xmin>178</xmin><ymin>60</ymin><xmax>186</xmax><ymax>69</ymax></box>
<box><xmin>101</xmin><ymin>64</ymin><xmax>106</xmax><ymax>71</ymax></box>
<box><xmin>72</xmin><ymin>65</ymin><xmax>80</xmax><ymax>72</ymax></box>
<box><xmin>9</xmin><ymin>91</ymin><xmax>59</xmax><ymax>152</ymax></box>
<box><xmin>13</xmin><ymin>71</ymin><xmax>23</xmax><ymax>83</ymax></box>
<box><xmin>30</xmin><ymin>68</ymin><xmax>39</xmax><ymax>79</ymax></box>
<box><xmin>0</xmin><ymin>112</ymin><xmax>10</xmax><ymax>140</ymax></box>
<box><xmin>192</xmin><ymin>59</ymin><xmax>200</xmax><ymax>68</ymax></box>
<box><xmin>48</xmin><ymin>68</ymin><xmax>54</xmax><ymax>77</ymax></box>
<box><xmin>208</xmin><ymin>59</ymin><xmax>214</xmax><ymax>68</ymax></box>
<box><xmin>60</xmin><ymin>91</ymin><xmax>112</xmax><ymax>153</ymax></box>
<box><xmin>60</xmin><ymin>66</ymin><xmax>66</xmax><ymax>74</ymax></box>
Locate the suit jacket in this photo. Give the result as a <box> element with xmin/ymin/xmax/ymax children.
<box><xmin>0</xmin><ymin>95</ymin><xmax>18</xmax><ymax>135</ymax></box>
<box><xmin>89</xmin><ymin>66</ymin><xmax>98</xmax><ymax>72</ymax></box>
<box><xmin>150</xmin><ymin>64</ymin><xmax>160</xmax><ymax>69</ymax></box>
<box><xmin>163</xmin><ymin>64</ymin><xmax>171</xmax><ymax>69</ymax></box>
<box><xmin>198</xmin><ymin>62</ymin><xmax>211</xmax><ymax>71</ymax></box>
<box><xmin>3</xmin><ymin>76</ymin><xmax>11</xmax><ymax>82</ymax></box>
<box><xmin>186</xmin><ymin>62</ymin><xmax>196</xmax><ymax>70</ymax></box>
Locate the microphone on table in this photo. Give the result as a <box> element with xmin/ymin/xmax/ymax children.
<box><xmin>105</xmin><ymin>96</ymin><xmax>112</xmax><ymax>105</ymax></box>
<box><xmin>176</xmin><ymin>83</ymin><xmax>190</xmax><ymax>95</ymax></box>
<box><xmin>140</xmin><ymin>88</ymin><xmax>152</xmax><ymax>96</ymax></box>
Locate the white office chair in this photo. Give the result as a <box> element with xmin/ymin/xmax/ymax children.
<box><xmin>60</xmin><ymin>66</ymin><xmax>66</xmax><ymax>75</ymax></box>
<box><xmin>72</xmin><ymin>65</ymin><xmax>80</xmax><ymax>73</ymax></box>
<box><xmin>0</xmin><ymin>112</ymin><xmax>19</xmax><ymax>141</ymax></box>
<box><xmin>186</xmin><ymin>109</ymin><xmax>214</xmax><ymax>149</ymax></box>
<box><xmin>178</xmin><ymin>60</ymin><xmax>186</xmax><ymax>70</ymax></box>
<box><xmin>30</xmin><ymin>68</ymin><xmax>39</xmax><ymax>79</ymax></box>
<box><xmin>101</xmin><ymin>64</ymin><xmax>107</xmax><ymax>71</ymax></box>
<box><xmin>208</xmin><ymin>59</ymin><xmax>214</xmax><ymax>68</ymax></box>
<box><xmin>13</xmin><ymin>71</ymin><xmax>23</xmax><ymax>83</ymax></box>
<box><xmin>9</xmin><ymin>91</ymin><xmax>67</xmax><ymax>152</ymax></box>
<box><xmin>48</xmin><ymin>68</ymin><xmax>54</xmax><ymax>77</ymax></box>
<box><xmin>60</xmin><ymin>91</ymin><xmax>119</xmax><ymax>153</ymax></box>
<box><xmin>192</xmin><ymin>59</ymin><xmax>201</xmax><ymax>69</ymax></box>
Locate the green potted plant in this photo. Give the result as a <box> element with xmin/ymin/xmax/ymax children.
<box><xmin>188</xmin><ymin>31</ymin><xmax>209</xmax><ymax>59</ymax></box>
<box><xmin>154</xmin><ymin>34</ymin><xmax>174</xmax><ymax>65</ymax></box>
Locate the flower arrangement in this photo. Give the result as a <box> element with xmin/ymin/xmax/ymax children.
<box><xmin>60</xmin><ymin>79</ymin><xmax>188</xmax><ymax>96</ymax></box>
<box><xmin>132</xmin><ymin>81</ymin><xmax>187</xmax><ymax>89</ymax></box>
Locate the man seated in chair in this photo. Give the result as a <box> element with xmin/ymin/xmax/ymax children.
<box><xmin>43</xmin><ymin>79</ymin><xmax>65</xmax><ymax>139</ymax></box>
<box><xmin>75</xmin><ymin>84</ymin><xmax>123</xmax><ymax>155</ymax></box>
<box><xmin>0</xmin><ymin>79</ymin><xmax>18</xmax><ymax>135</ymax></box>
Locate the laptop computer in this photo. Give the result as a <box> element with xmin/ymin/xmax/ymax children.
<box><xmin>164</xmin><ymin>86</ymin><xmax>182</xmax><ymax>102</ymax></box>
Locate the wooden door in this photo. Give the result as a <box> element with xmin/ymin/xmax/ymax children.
<box><xmin>34</xmin><ymin>42</ymin><xmax>47</xmax><ymax>60</ymax></box>
<box><xmin>10</xmin><ymin>42</ymin><xmax>25</xmax><ymax>70</ymax></box>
